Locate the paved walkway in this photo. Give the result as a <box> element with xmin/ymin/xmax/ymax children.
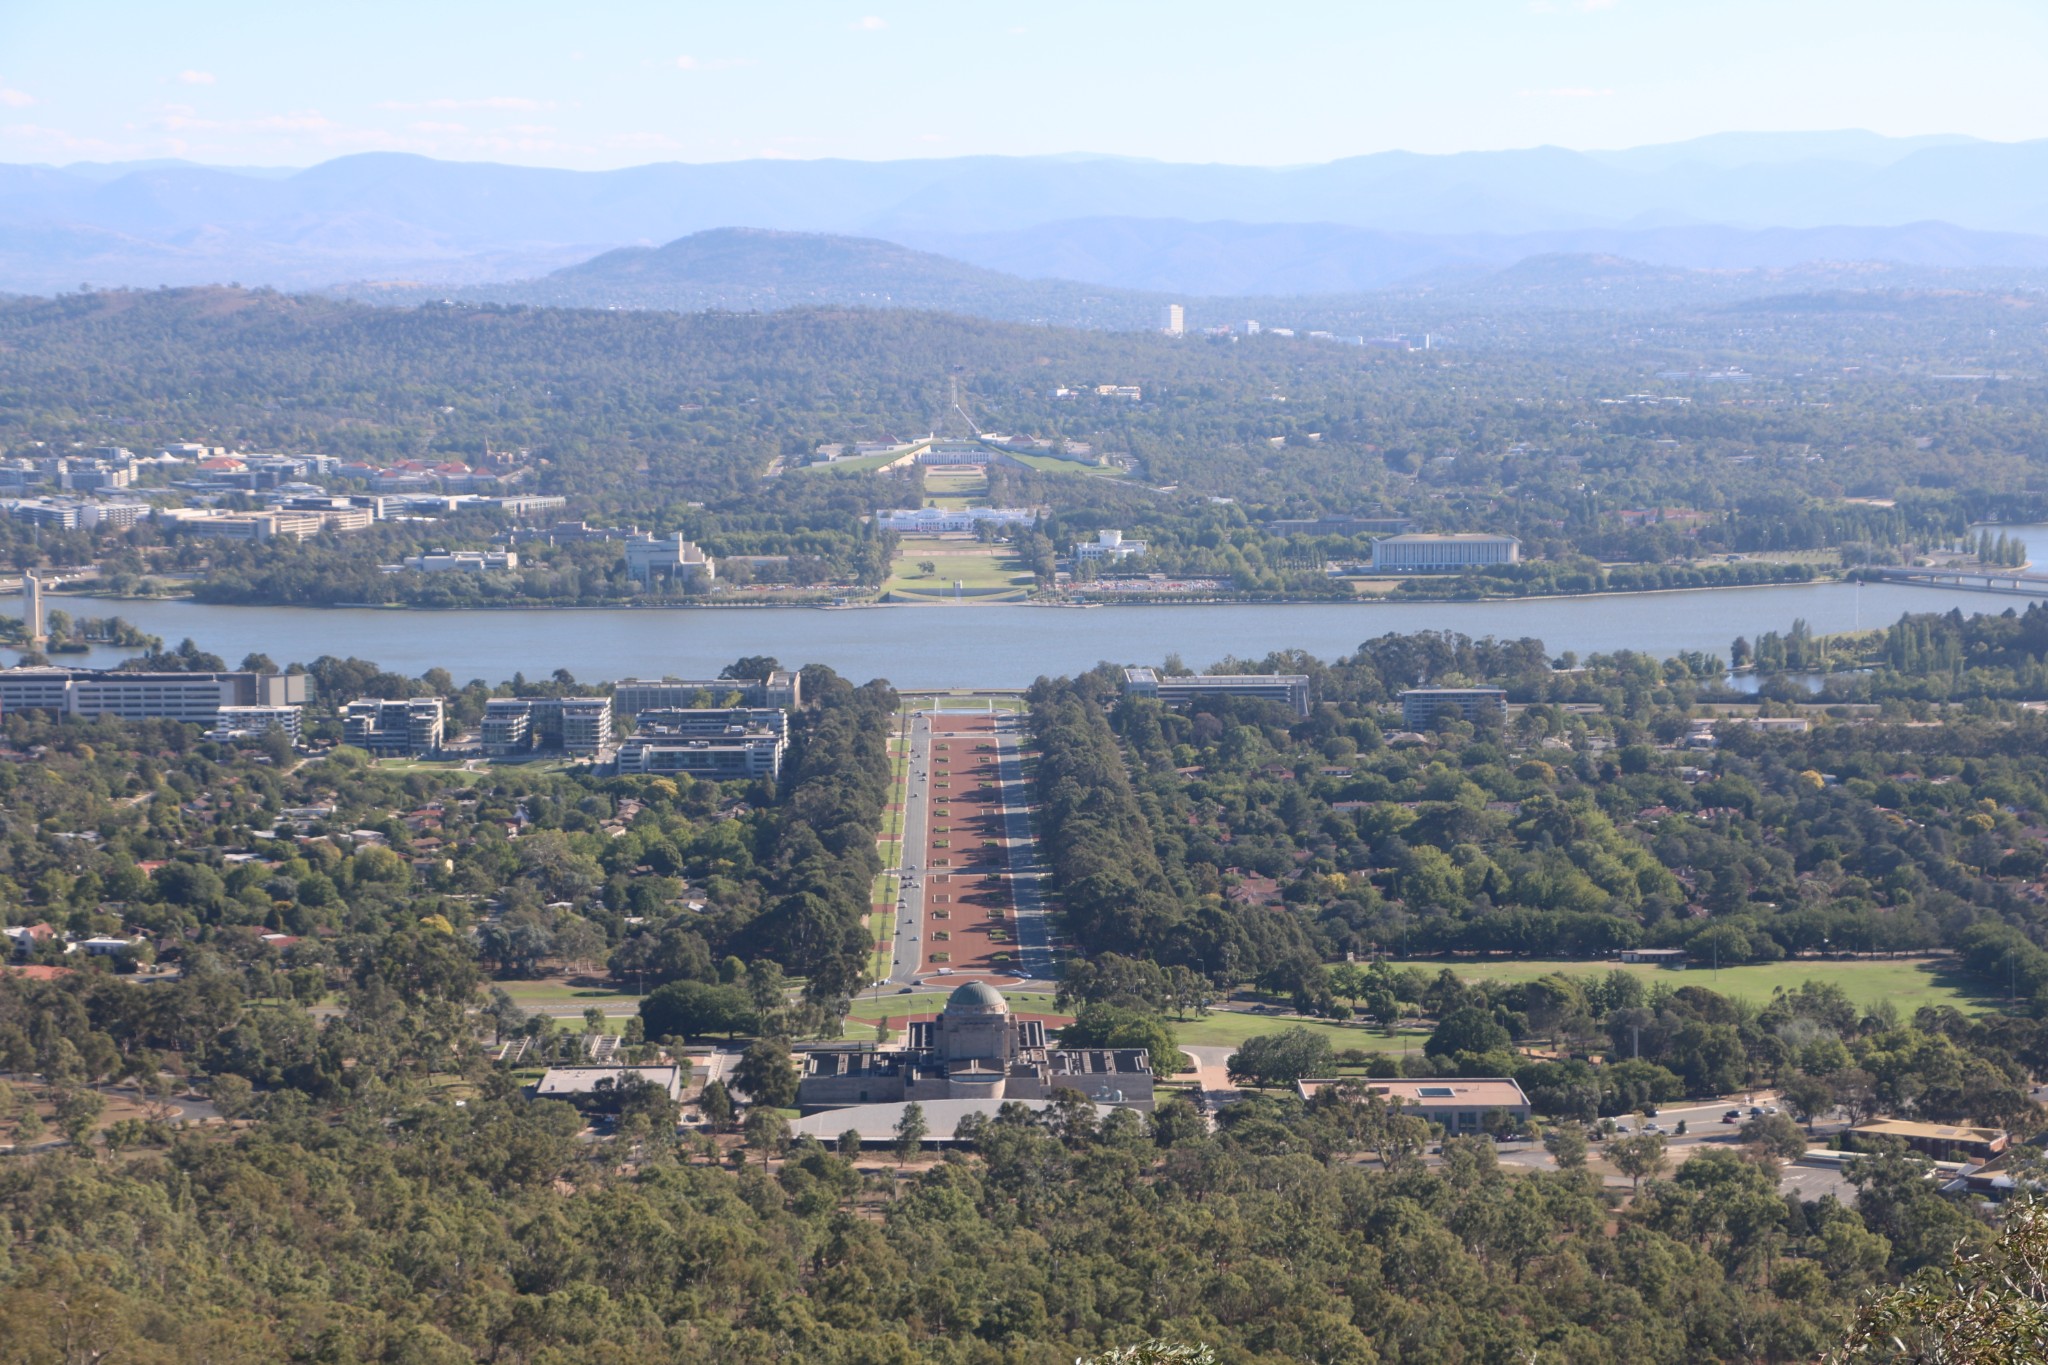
<box><xmin>991</xmin><ymin>713</ymin><xmax>1055</xmax><ymax>980</ymax></box>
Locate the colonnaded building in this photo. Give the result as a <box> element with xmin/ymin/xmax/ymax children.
<box><xmin>799</xmin><ymin>982</ymin><xmax>1155</xmax><ymax>1114</ymax></box>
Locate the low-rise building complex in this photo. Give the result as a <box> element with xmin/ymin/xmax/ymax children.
<box><xmin>1123</xmin><ymin>667</ymin><xmax>1312</xmax><ymax>718</ymax></box>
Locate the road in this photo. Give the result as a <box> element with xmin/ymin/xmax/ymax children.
<box><xmin>886</xmin><ymin>709</ymin><xmax>933</xmax><ymax>986</ymax></box>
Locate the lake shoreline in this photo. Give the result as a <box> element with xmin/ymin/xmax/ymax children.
<box><xmin>71</xmin><ymin>574</ymin><xmax>1853</xmax><ymax>614</ymax></box>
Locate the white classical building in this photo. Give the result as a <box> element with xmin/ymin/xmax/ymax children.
<box><xmin>1370</xmin><ymin>533</ymin><xmax>1521</xmax><ymax>572</ymax></box>
<box><xmin>875</xmin><ymin>507</ymin><xmax>1038</xmax><ymax>534</ymax></box>
<box><xmin>1071</xmin><ymin>529</ymin><xmax>1147</xmax><ymax>562</ymax></box>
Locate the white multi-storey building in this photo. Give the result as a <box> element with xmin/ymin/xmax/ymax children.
<box><xmin>1369</xmin><ymin>534</ymin><xmax>1522</xmax><ymax>572</ymax></box>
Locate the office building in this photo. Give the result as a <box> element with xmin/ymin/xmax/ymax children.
<box><xmin>401</xmin><ymin>549</ymin><xmax>519</xmax><ymax>573</ymax></box>
<box><xmin>342</xmin><ymin>698</ymin><xmax>445</xmax><ymax>756</ymax></box>
<box><xmin>1159</xmin><ymin>304</ymin><xmax>1184</xmax><ymax>337</ymax></box>
<box><xmin>212</xmin><ymin>705</ymin><xmax>303</xmax><ymax>743</ymax></box>
<box><xmin>0</xmin><ymin>668</ymin><xmax>305</xmax><ymax>726</ymax></box>
<box><xmin>623</xmin><ymin>533</ymin><xmax>717</xmax><ymax>587</ymax></box>
<box><xmin>1370</xmin><ymin>533</ymin><xmax>1522</xmax><ymax>572</ymax></box>
<box><xmin>1122</xmin><ymin>667</ymin><xmax>1311</xmax><ymax>718</ymax></box>
<box><xmin>173</xmin><ymin>507</ymin><xmax>376</xmax><ymax>542</ymax></box>
<box><xmin>1399</xmin><ymin>688</ymin><xmax>1509</xmax><ymax>730</ymax></box>
<box><xmin>1293</xmin><ymin>1078</ymin><xmax>1530</xmax><ymax>1136</ymax></box>
<box><xmin>1071</xmin><ymin>529</ymin><xmax>1148</xmax><ymax>563</ymax></box>
<box><xmin>613</xmin><ymin>670</ymin><xmax>801</xmax><ymax>715</ymax></box>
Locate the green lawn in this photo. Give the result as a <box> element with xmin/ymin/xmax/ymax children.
<box><xmin>919</xmin><ymin>468</ymin><xmax>989</xmax><ymax>510</ymax></box>
<box><xmin>794</xmin><ymin>448</ymin><xmax>915</xmax><ymax>474</ymax></box>
<box><xmin>884</xmin><ymin>546</ymin><xmax>1033</xmax><ymax>597</ymax></box>
<box><xmin>1379</xmin><ymin>956</ymin><xmax>2000</xmax><ymax>1014</ymax></box>
<box><xmin>1003</xmin><ymin>452</ymin><xmax>1126</xmax><ymax>477</ymax></box>
<box><xmin>1173</xmin><ymin>1012</ymin><xmax>1431</xmax><ymax>1052</ymax></box>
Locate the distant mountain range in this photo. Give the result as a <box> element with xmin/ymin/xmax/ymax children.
<box><xmin>9</xmin><ymin>133</ymin><xmax>2048</xmax><ymax>308</ymax></box>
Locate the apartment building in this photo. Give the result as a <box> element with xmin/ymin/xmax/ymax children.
<box><xmin>342</xmin><ymin>698</ymin><xmax>445</xmax><ymax>756</ymax></box>
<box><xmin>612</xmin><ymin>670</ymin><xmax>802</xmax><ymax>714</ymax></box>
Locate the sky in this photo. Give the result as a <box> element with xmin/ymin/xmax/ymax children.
<box><xmin>2</xmin><ymin>0</ymin><xmax>2046</xmax><ymax>170</ymax></box>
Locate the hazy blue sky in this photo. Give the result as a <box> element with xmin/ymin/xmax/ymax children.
<box><xmin>3</xmin><ymin>0</ymin><xmax>2044</xmax><ymax>168</ymax></box>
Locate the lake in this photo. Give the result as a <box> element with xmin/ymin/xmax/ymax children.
<box><xmin>20</xmin><ymin>575</ymin><xmax>2014</xmax><ymax>688</ymax></box>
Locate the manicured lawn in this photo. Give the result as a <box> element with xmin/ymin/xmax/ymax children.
<box><xmin>1173</xmin><ymin>1011</ymin><xmax>1431</xmax><ymax>1052</ymax></box>
<box><xmin>884</xmin><ymin>545</ymin><xmax>1033</xmax><ymax>597</ymax></box>
<box><xmin>1004</xmin><ymin>452</ymin><xmax>1126</xmax><ymax>477</ymax></box>
<box><xmin>919</xmin><ymin>467</ymin><xmax>989</xmax><ymax>510</ymax></box>
<box><xmin>1379</xmin><ymin>956</ymin><xmax>2000</xmax><ymax>1014</ymax></box>
<box><xmin>795</xmin><ymin>449</ymin><xmax>911</xmax><ymax>474</ymax></box>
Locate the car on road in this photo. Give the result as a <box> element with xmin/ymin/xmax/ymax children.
<box><xmin>1642</xmin><ymin>1123</ymin><xmax>1663</xmax><ymax>1134</ymax></box>
<box><xmin>1749</xmin><ymin>1106</ymin><xmax>1766</xmax><ymax>1117</ymax></box>
<box><xmin>1723</xmin><ymin>1109</ymin><xmax>1744</xmax><ymax>1123</ymax></box>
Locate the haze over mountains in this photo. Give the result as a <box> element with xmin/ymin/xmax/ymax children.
<box><xmin>10</xmin><ymin>131</ymin><xmax>2048</xmax><ymax>314</ymax></box>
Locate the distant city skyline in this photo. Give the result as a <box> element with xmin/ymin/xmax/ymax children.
<box><xmin>2</xmin><ymin>0</ymin><xmax>2046</xmax><ymax>170</ymax></box>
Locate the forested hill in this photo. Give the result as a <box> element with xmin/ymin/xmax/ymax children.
<box><xmin>8</xmin><ymin>284</ymin><xmax>2048</xmax><ymax>529</ymax></box>
<box><xmin>428</xmin><ymin>227</ymin><xmax>1172</xmax><ymax>330</ymax></box>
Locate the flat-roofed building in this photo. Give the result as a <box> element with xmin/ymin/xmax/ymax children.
<box><xmin>342</xmin><ymin>698</ymin><xmax>445</xmax><ymax>756</ymax></box>
<box><xmin>1123</xmin><ymin>667</ymin><xmax>1311</xmax><ymax>718</ymax></box>
<box><xmin>534</xmin><ymin>1065</ymin><xmax>685</xmax><ymax>1109</ymax></box>
<box><xmin>175</xmin><ymin>507</ymin><xmax>375</xmax><ymax>542</ymax></box>
<box><xmin>631</xmin><ymin>706</ymin><xmax>789</xmax><ymax>739</ymax></box>
<box><xmin>1617</xmin><ymin>947</ymin><xmax>1688</xmax><ymax>966</ymax></box>
<box><xmin>553</xmin><ymin>697</ymin><xmax>613</xmax><ymax>755</ymax></box>
<box><xmin>478</xmin><ymin>696</ymin><xmax>615</xmax><ymax>756</ymax></box>
<box><xmin>0</xmin><ymin>667</ymin><xmax>305</xmax><ymax>726</ymax></box>
<box><xmin>212</xmin><ymin>705</ymin><xmax>302</xmax><ymax>742</ymax></box>
<box><xmin>1400</xmin><ymin>687</ymin><xmax>1509</xmax><ymax>730</ymax></box>
<box><xmin>1296</xmin><ymin>1077</ymin><xmax>1531</xmax><ymax>1135</ymax></box>
<box><xmin>1371</xmin><ymin>533</ymin><xmax>1521</xmax><ymax>572</ymax></box>
<box><xmin>623</xmin><ymin>533</ymin><xmax>716</xmax><ymax>588</ymax></box>
<box><xmin>481</xmin><ymin>698</ymin><xmax>534</xmax><ymax>755</ymax></box>
<box><xmin>1849</xmin><ymin>1119</ymin><xmax>2009</xmax><ymax>1165</ymax></box>
<box><xmin>401</xmin><ymin>549</ymin><xmax>518</xmax><ymax>573</ymax></box>
<box><xmin>613</xmin><ymin>670</ymin><xmax>801</xmax><ymax>714</ymax></box>
<box><xmin>616</xmin><ymin>730</ymin><xmax>785</xmax><ymax>782</ymax></box>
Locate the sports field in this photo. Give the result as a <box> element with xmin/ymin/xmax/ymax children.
<box><xmin>1381</xmin><ymin>956</ymin><xmax>1999</xmax><ymax>1014</ymax></box>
